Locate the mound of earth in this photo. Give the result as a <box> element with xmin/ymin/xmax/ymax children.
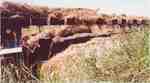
<box><xmin>40</xmin><ymin>36</ymin><xmax>119</xmax><ymax>80</ymax></box>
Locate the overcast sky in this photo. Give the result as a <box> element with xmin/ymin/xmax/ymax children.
<box><xmin>1</xmin><ymin>0</ymin><xmax>150</xmax><ymax>16</ymax></box>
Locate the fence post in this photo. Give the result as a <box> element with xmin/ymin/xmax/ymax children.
<box><xmin>0</xmin><ymin>11</ymin><xmax>2</xmax><ymax>82</ymax></box>
<box><xmin>47</xmin><ymin>17</ymin><xmax>51</xmax><ymax>25</ymax></box>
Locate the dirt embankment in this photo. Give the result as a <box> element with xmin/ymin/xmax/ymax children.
<box><xmin>40</xmin><ymin>34</ymin><xmax>123</xmax><ymax>80</ymax></box>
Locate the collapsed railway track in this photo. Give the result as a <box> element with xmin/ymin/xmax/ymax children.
<box><xmin>22</xmin><ymin>30</ymin><xmax>136</xmax><ymax>64</ymax></box>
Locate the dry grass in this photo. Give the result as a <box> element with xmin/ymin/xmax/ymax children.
<box><xmin>1</xmin><ymin>63</ymin><xmax>41</xmax><ymax>83</ymax></box>
<box><xmin>96</xmin><ymin>27</ymin><xmax>150</xmax><ymax>81</ymax></box>
<box><xmin>40</xmin><ymin>26</ymin><xmax>150</xmax><ymax>83</ymax></box>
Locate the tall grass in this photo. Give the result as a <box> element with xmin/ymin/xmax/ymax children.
<box><xmin>40</xmin><ymin>26</ymin><xmax>150</xmax><ymax>83</ymax></box>
<box><xmin>1</xmin><ymin>63</ymin><xmax>40</xmax><ymax>83</ymax></box>
<box><xmin>96</xmin><ymin>27</ymin><xmax>150</xmax><ymax>82</ymax></box>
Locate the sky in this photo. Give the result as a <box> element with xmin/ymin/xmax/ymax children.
<box><xmin>1</xmin><ymin>0</ymin><xmax>150</xmax><ymax>16</ymax></box>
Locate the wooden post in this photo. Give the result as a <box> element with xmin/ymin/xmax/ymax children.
<box><xmin>47</xmin><ymin>17</ymin><xmax>51</xmax><ymax>25</ymax></box>
<box><xmin>30</xmin><ymin>15</ymin><xmax>32</xmax><ymax>26</ymax></box>
<box><xmin>0</xmin><ymin>11</ymin><xmax>1</xmax><ymax>49</ymax></box>
<box><xmin>0</xmin><ymin>11</ymin><xmax>2</xmax><ymax>81</ymax></box>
